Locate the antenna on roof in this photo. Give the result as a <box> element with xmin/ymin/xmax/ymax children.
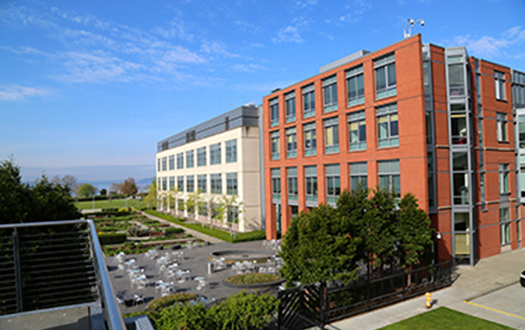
<box><xmin>404</xmin><ymin>18</ymin><xmax>425</xmax><ymax>38</ymax></box>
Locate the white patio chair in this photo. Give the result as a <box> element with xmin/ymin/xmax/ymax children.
<box><xmin>196</xmin><ymin>280</ymin><xmax>207</xmax><ymax>291</ymax></box>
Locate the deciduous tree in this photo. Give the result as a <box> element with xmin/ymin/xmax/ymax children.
<box><xmin>121</xmin><ymin>177</ymin><xmax>138</xmax><ymax>196</ymax></box>
<box><xmin>77</xmin><ymin>183</ymin><xmax>97</xmax><ymax>198</ymax></box>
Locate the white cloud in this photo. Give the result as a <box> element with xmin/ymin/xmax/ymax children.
<box><xmin>448</xmin><ymin>26</ymin><xmax>525</xmax><ymax>58</ymax></box>
<box><xmin>293</xmin><ymin>0</ymin><xmax>318</xmax><ymax>10</ymax></box>
<box><xmin>200</xmin><ymin>40</ymin><xmax>240</xmax><ymax>58</ymax></box>
<box><xmin>273</xmin><ymin>26</ymin><xmax>303</xmax><ymax>43</ymax></box>
<box><xmin>332</xmin><ymin>0</ymin><xmax>373</xmax><ymax>24</ymax></box>
<box><xmin>0</xmin><ymin>85</ymin><xmax>51</xmax><ymax>101</ymax></box>
<box><xmin>231</xmin><ymin>63</ymin><xmax>266</xmax><ymax>73</ymax></box>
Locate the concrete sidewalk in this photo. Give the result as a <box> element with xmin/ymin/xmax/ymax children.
<box><xmin>329</xmin><ymin>248</ymin><xmax>525</xmax><ymax>329</ymax></box>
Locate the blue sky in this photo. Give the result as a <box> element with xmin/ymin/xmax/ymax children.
<box><xmin>1</xmin><ymin>0</ymin><xmax>524</xmax><ymax>185</ymax></box>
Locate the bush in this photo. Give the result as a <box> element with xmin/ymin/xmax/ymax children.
<box><xmin>97</xmin><ymin>226</ymin><xmax>118</xmax><ymax>232</ymax></box>
<box><xmin>225</xmin><ymin>273</ymin><xmax>282</xmax><ymax>285</ymax></box>
<box><xmin>165</xmin><ymin>227</ymin><xmax>185</xmax><ymax>235</ymax></box>
<box><xmin>146</xmin><ymin>292</ymin><xmax>198</xmax><ymax>310</ymax></box>
<box><xmin>98</xmin><ymin>233</ymin><xmax>127</xmax><ymax>245</ymax></box>
<box><xmin>127</xmin><ymin>226</ymin><xmax>149</xmax><ymax>237</ymax></box>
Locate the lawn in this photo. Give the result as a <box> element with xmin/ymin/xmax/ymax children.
<box><xmin>75</xmin><ymin>198</ymin><xmax>143</xmax><ymax>210</ymax></box>
<box><xmin>380</xmin><ymin>307</ymin><xmax>513</xmax><ymax>330</ymax></box>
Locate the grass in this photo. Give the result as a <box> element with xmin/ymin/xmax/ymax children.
<box><xmin>379</xmin><ymin>307</ymin><xmax>514</xmax><ymax>330</ymax></box>
<box><xmin>225</xmin><ymin>273</ymin><xmax>282</xmax><ymax>285</ymax></box>
<box><xmin>143</xmin><ymin>210</ymin><xmax>266</xmax><ymax>243</ymax></box>
<box><xmin>145</xmin><ymin>292</ymin><xmax>198</xmax><ymax>310</ymax></box>
<box><xmin>75</xmin><ymin>198</ymin><xmax>142</xmax><ymax>210</ymax></box>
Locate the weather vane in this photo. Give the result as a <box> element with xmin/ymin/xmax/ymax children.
<box><xmin>404</xmin><ymin>18</ymin><xmax>425</xmax><ymax>38</ymax></box>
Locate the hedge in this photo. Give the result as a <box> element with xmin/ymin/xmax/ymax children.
<box><xmin>97</xmin><ymin>233</ymin><xmax>127</xmax><ymax>245</ymax></box>
<box><xmin>165</xmin><ymin>227</ymin><xmax>185</xmax><ymax>235</ymax></box>
<box><xmin>143</xmin><ymin>210</ymin><xmax>266</xmax><ymax>243</ymax></box>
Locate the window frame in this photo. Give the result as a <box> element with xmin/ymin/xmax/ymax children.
<box><xmin>500</xmin><ymin>207</ymin><xmax>511</xmax><ymax>246</ymax></box>
<box><xmin>377</xmin><ymin>103</ymin><xmax>399</xmax><ymax>148</ymax></box>
<box><xmin>270</xmin><ymin>97</ymin><xmax>279</xmax><ymax>127</ymax></box>
<box><xmin>197</xmin><ymin>174</ymin><xmax>207</xmax><ymax>193</ymax></box>
<box><xmin>378</xmin><ymin>160</ymin><xmax>400</xmax><ymax>197</ymax></box>
<box><xmin>226</xmin><ymin>173</ymin><xmax>238</xmax><ymax>195</ymax></box>
<box><xmin>325</xmin><ymin>164</ymin><xmax>341</xmax><ymax>205</ymax></box>
<box><xmin>348</xmin><ymin>110</ymin><xmax>366</xmax><ymax>151</ymax></box>
<box><xmin>168</xmin><ymin>155</ymin><xmax>175</xmax><ymax>170</ymax></box>
<box><xmin>499</xmin><ymin>164</ymin><xmax>510</xmax><ymax>194</ymax></box>
<box><xmin>287</xmin><ymin>167</ymin><xmax>298</xmax><ymax>202</ymax></box>
<box><xmin>324</xmin><ymin>116</ymin><xmax>340</xmax><ymax>154</ymax></box>
<box><xmin>210</xmin><ymin>174</ymin><xmax>222</xmax><ymax>194</ymax></box>
<box><xmin>271</xmin><ymin>168</ymin><xmax>281</xmax><ymax>200</ymax></box>
<box><xmin>197</xmin><ymin>147</ymin><xmax>206</xmax><ymax>167</ymax></box>
<box><xmin>302</xmin><ymin>84</ymin><xmax>315</xmax><ymax>119</ymax></box>
<box><xmin>226</xmin><ymin>139</ymin><xmax>237</xmax><ymax>163</ymax></box>
<box><xmin>374</xmin><ymin>53</ymin><xmax>397</xmax><ymax>99</ymax></box>
<box><xmin>346</xmin><ymin>65</ymin><xmax>365</xmax><ymax>107</ymax></box>
<box><xmin>161</xmin><ymin>157</ymin><xmax>167</xmax><ymax>171</ymax></box>
<box><xmin>497</xmin><ymin>112</ymin><xmax>508</xmax><ymax>142</ymax></box>
<box><xmin>210</xmin><ymin>143</ymin><xmax>221</xmax><ymax>165</ymax></box>
<box><xmin>286</xmin><ymin>127</ymin><xmax>297</xmax><ymax>158</ymax></box>
<box><xmin>303</xmin><ymin>122</ymin><xmax>317</xmax><ymax>156</ymax></box>
<box><xmin>495</xmin><ymin>70</ymin><xmax>506</xmax><ymax>101</ymax></box>
<box><xmin>323</xmin><ymin>75</ymin><xmax>338</xmax><ymax>113</ymax></box>
<box><xmin>186</xmin><ymin>150</ymin><xmax>194</xmax><ymax>168</ymax></box>
<box><xmin>285</xmin><ymin>92</ymin><xmax>296</xmax><ymax>123</ymax></box>
<box><xmin>349</xmin><ymin>162</ymin><xmax>367</xmax><ymax>192</ymax></box>
<box><xmin>186</xmin><ymin>175</ymin><xmax>194</xmax><ymax>193</ymax></box>
<box><xmin>270</xmin><ymin>131</ymin><xmax>280</xmax><ymax>160</ymax></box>
<box><xmin>177</xmin><ymin>153</ymin><xmax>184</xmax><ymax>169</ymax></box>
<box><xmin>305</xmin><ymin>166</ymin><xmax>318</xmax><ymax>204</ymax></box>
<box><xmin>177</xmin><ymin>176</ymin><xmax>184</xmax><ymax>192</ymax></box>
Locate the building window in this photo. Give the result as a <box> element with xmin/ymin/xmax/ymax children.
<box><xmin>500</xmin><ymin>207</ymin><xmax>511</xmax><ymax>246</ymax></box>
<box><xmin>287</xmin><ymin>167</ymin><xmax>298</xmax><ymax>202</ymax></box>
<box><xmin>349</xmin><ymin>162</ymin><xmax>367</xmax><ymax>192</ymax></box>
<box><xmin>513</xmin><ymin>71</ymin><xmax>525</xmax><ymax>106</ymax></box>
<box><xmin>323</xmin><ymin>75</ymin><xmax>338</xmax><ymax>113</ymax></box>
<box><xmin>210</xmin><ymin>174</ymin><xmax>222</xmax><ymax>194</ymax></box>
<box><xmin>324</xmin><ymin>116</ymin><xmax>339</xmax><ymax>154</ymax></box>
<box><xmin>271</xmin><ymin>168</ymin><xmax>281</xmax><ymax>200</ymax></box>
<box><xmin>169</xmin><ymin>155</ymin><xmax>175</xmax><ymax>170</ymax></box>
<box><xmin>270</xmin><ymin>131</ymin><xmax>280</xmax><ymax>160</ymax></box>
<box><xmin>270</xmin><ymin>97</ymin><xmax>279</xmax><ymax>127</ymax></box>
<box><xmin>286</xmin><ymin>127</ymin><xmax>297</xmax><ymax>158</ymax></box>
<box><xmin>162</xmin><ymin>177</ymin><xmax>167</xmax><ymax>191</ymax></box>
<box><xmin>226</xmin><ymin>173</ymin><xmax>238</xmax><ymax>195</ymax></box>
<box><xmin>428</xmin><ymin>152</ymin><xmax>436</xmax><ymax>209</ymax></box>
<box><xmin>378</xmin><ymin>160</ymin><xmax>400</xmax><ymax>197</ymax></box>
<box><xmin>499</xmin><ymin>164</ymin><xmax>509</xmax><ymax>194</ymax></box>
<box><xmin>302</xmin><ymin>84</ymin><xmax>315</xmax><ymax>119</ymax></box>
<box><xmin>450</xmin><ymin>103</ymin><xmax>467</xmax><ymax>145</ymax></box>
<box><xmin>303</xmin><ymin>122</ymin><xmax>317</xmax><ymax>156</ymax></box>
<box><xmin>157</xmin><ymin>177</ymin><xmax>161</xmax><ymax>190</ymax></box>
<box><xmin>197</xmin><ymin>174</ymin><xmax>207</xmax><ymax>193</ymax></box>
<box><xmin>452</xmin><ymin>152</ymin><xmax>469</xmax><ymax>205</ymax></box>
<box><xmin>226</xmin><ymin>139</ymin><xmax>237</xmax><ymax>163</ymax></box>
<box><xmin>347</xmin><ymin>65</ymin><xmax>364</xmax><ymax>107</ymax></box>
<box><xmin>305</xmin><ymin>166</ymin><xmax>318</xmax><ymax>204</ymax></box>
<box><xmin>198</xmin><ymin>201</ymin><xmax>208</xmax><ymax>217</ymax></box>
<box><xmin>197</xmin><ymin>147</ymin><xmax>206</xmax><ymax>167</ymax></box>
<box><xmin>186</xmin><ymin>150</ymin><xmax>194</xmax><ymax>168</ymax></box>
<box><xmin>157</xmin><ymin>158</ymin><xmax>161</xmax><ymax>172</ymax></box>
<box><xmin>497</xmin><ymin>112</ymin><xmax>508</xmax><ymax>142</ymax></box>
<box><xmin>186</xmin><ymin>175</ymin><xmax>194</xmax><ymax>193</ymax></box>
<box><xmin>348</xmin><ymin>110</ymin><xmax>366</xmax><ymax>151</ymax></box>
<box><xmin>210</xmin><ymin>143</ymin><xmax>221</xmax><ymax>165</ymax></box>
<box><xmin>447</xmin><ymin>55</ymin><xmax>465</xmax><ymax>96</ymax></box>
<box><xmin>518</xmin><ymin>115</ymin><xmax>525</xmax><ymax>148</ymax></box>
<box><xmin>285</xmin><ymin>92</ymin><xmax>296</xmax><ymax>123</ymax></box>
<box><xmin>495</xmin><ymin>70</ymin><xmax>506</xmax><ymax>101</ymax></box>
<box><xmin>162</xmin><ymin>157</ymin><xmax>167</xmax><ymax>171</ymax></box>
<box><xmin>177</xmin><ymin>176</ymin><xmax>184</xmax><ymax>192</ymax></box>
<box><xmin>325</xmin><ymin>164</ymin><xmax>341</xmax><ymax>205</ymax></box>
<box><xmin>177</xmin><ymin>153</ymin><xmax>184</xmax><ymax>169</ymax></box>
<box><xmin>374</xmin><ymin>53</ymin><xmax>396</xmax><ymax>99</ymax></box>
<box><xmin>169</xmin><ymin>176</ymin><xmax>175</xmax><ymax>191</ymax></box>
<box><xmin>377</xmin><ymin>103</ymin><xmax>399</xmax><ymax>148</ymax></box>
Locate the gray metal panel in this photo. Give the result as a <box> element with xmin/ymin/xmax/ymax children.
<box><xmin>319</xmin><ymin>50</ymin><xmax>371</xmax><ymax>73</ymax></box>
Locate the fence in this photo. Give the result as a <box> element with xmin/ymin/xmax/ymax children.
<box><xmin>278</xmin><ymin>261</ymin><xmax>451</xmax><ymax>330</ymax></box>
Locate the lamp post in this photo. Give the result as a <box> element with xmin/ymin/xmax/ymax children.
<box><xmin>403</xmin><ymin>18</ymin><xmax>425</xmax><ymax>38</ymax></box>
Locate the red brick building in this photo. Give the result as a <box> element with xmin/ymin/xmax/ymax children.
<box><xmin>262</xmin><ymin>35</ymin><xmax>525</xmax><ymax>266</ymax></box>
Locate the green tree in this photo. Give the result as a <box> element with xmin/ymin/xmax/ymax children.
<box><xmin>77</xmin><ymin>183</ymin><xmax>98</xmax><ymax>198</ymax></box>
<box><xmin>51</xmin><ymin>174</ymin><xmax>78</xmax><ymax>196</ymax></box>
<box><xmin>279</xmin><ymin>204</ymin><xmax>361</xmax><ymax>287</ymax></box>
<box><xmin>213</xmin><ymin>194</ymin><xmax>244</xmax><ymax>237</ymax></box>
<box><xmin>185</xmin><ymin>189</ymin><xmax>202</xmax><ymax>223</ymax></box>
<box><xmin>30</xmin><ymin>176</ymin><xmax>81</xmax><ymax>221</ymax></box>
<box><xmin>121</xmin><ymin>177</ymin><xmax>138</xmax><ymax>196</ymax></box>
<box><xmin>0</xmin><ymin>158</ymin><xmax>31</xmax><ymax>223</ymax></box>
<box><xmin>398</xmin><ymin>192</ymin><xmax>434</xmax><ymax>285</ymax></box>
<box><xmin>144</xmin><ymin>178</ymin><xmax>157</xmax><ymax>209</ymax></box>
<box><xmin>99</xmin><ymin>188</ymin><xmax>107</xmax><ymax>196</ymax></box>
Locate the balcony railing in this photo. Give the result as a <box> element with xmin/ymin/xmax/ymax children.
<box><xmin>0</xmin><ymin>220</ymin><xmax>126</xmax><ymax>330</ymax></box>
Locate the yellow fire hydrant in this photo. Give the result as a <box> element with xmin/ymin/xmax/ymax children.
<box><xmin>425</xmin><ymin>292</ymin><xmax>432</xmax><ymax>309</ymax></box>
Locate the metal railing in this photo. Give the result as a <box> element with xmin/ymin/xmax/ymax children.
<box><xmin>0</xmin><ymin>220</ymin><xmax>126</xmax><ymax>330</ymax></box>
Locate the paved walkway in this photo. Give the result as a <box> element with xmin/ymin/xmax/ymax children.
<box><xmin>329</xmin><ymin>248</ymin><xmax>525</xmax><ymax>329</ymax></box>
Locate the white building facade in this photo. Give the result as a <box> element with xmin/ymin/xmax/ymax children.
<box><xmin>156</xmin><ymin>105</ymin><xmax>263</xmax><ymax>233</ymax></box>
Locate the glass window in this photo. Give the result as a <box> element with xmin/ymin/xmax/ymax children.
<box><xmin>287</xmin><ymin>167</ymin><xmax>298</xmax><ymax>202</ymax></box>
<box><xmin>302</xmin><ymin>84</ymin><xmax>315</xmax><ymax>119</ymax></box>
<box><xmin>521</xmin><ymin>155</ymin><xmax>525</xmax><ymax>199</ymax></box>
<box><xmin>325</xmin><ymin>164</ymin><xmax>341</xmax><ymax>204</ymax></box>
<box><xmin>186</xmin><ymin>175</ymin><xmax>194</xmax><ymax>193</ymax></box>
<box><xmin>500</xmin><ymin>207</ymin><xmax>510</xmax><ymax>246</ymax></box>
<box><xmin>169</xmin><ymin>176</ymin><xmax>175</xmax><ymax>191</ymax></box>
<box><xmin>347</xmin><ymin>65</ymin><xmax>364</xmax><ymax>107</ymax></box>
<box><xmin>499</xmin><ymin>164</ymin><xmax>509</xmax><ymax>194</ymax></box>
<box><xmin>271</xmin><ymin>131</ymin><xmax>280</xmax><ymax>160</ymax></box>
<box><xmin>350</xmin><ymin>162</ymin><xmax>367</xmax><ymax>192</ymax></box>
<box><xmin>378</xmin><ymin>160</ymin><xmax>400</xmax><ymax>197</ymax></box>
<box><xmin>210</xmin><ymin>174</ymin><xmax>222</xmax><ymax>194</ymax></box>
<box><xmin>177</xmin><ymin>176</ymin><xmax>184</xmax><ymax>192</ymax></box>
<box><xmin>518</xmin><ymin>115</ymin><xmax>525</xmax><ymax>148</ymax></box>
<box><xmin>348</xmin><ymin>110</ymin><xmax>366</xmax><ymax>151</ymax></box>
<box><xmin>271</xmin><ymin>168</ymin><xmax>281</xmax><ymax>200</ymax></box>
<box><xmin>286</xmin><ymin>127</ymin><xmax>297</xmax><ymax>158</ymax></box>
<box><xmin>197</xmin><ymin>174</ymin><xmax>207</xmax><ymax>193</ymax></box>
<box><xmin>452</xmin><ymin>152</ymin><xmax>469</xmax><ymax>205</ymax></box>
<box><xmin>285</xmin><ymin>92</ymin><xmax>296</xmax><ymax>123</ymax></box>
<box><xmin>177</xmin><ymin>153</ymin><xmax>184</xmax><ymax>169</ymax></box>
<box><xmin>374</xmin><ymin>53</ymin><xmax>396</xmax><ymax>99</ymax></box>
<box><xmin>324</xmin><ymin>116</ymin><xmax>339</xmax><ymax>154</ymax></box>
<box><xmin>323</xmin><ymin>75</ymin><xmax>338</xmax><ymax>113</ymax></box>
<box><xmin>226</xmin><ymin>139</ymin><xmax>237</xmax><ymax>163</ymax></box>
<box><xmin>451</xmin><ymin>114</ymin><xmax>467</xmax><ymax>145</ymax></box>
<box><xmin>197</xmin><ymin>147</ymin><xmax>206</xmax><ymax>167</ymax></box>
<box><xmin>454</xmin><ymin>212</ymin><xmax>470</xmax><ymax>257</ymax></box>
<box><xmin>497</xmin><ymin>112</ymin><xmax>508</xmax><ymax>142</ymax></box>
<box><xmin>303</xmin><ymin>122</ymin><xmax>317</xmax><ymax>156</ymax></box>
<box><xmin>495</xmin><ymin>70</ymin><xmax>506</xmax><ymax>101</ymax></box>
<box><xmin>169</xmin><ymin>155</ymin><xmax>175</xmax><ymax>170</ymax></box>
<box><xmin>210</xmin><ymin>143</ymin><xmax>221</xmax><ymax>165</ymax></box>
<box><xmin>162</xmin><ymin>177</ymin><xmax>167</xmax><ymax>191</ymax></box>
<box><xmin>198</xmin><ymin>201</ymin><xmax>208</xmax><ymax>216</ymax></box>
<box><xmin>162</xmin><ymin>157</ymin><xmax>167</xmax><ymax>171</ymax></box>
<box><xmin>305</xmin><ymin>166</ymin><xmax>318</xmax><ymax>204</ymax></box>
<box><xmin>428</xmin><ymin>152</ymin><xmax>436</xmax><ymax>208</ymax></box>
<box><xmin>448</xmin><ymin>56</ymin><xmax>465</xmax><ymax>96</ymax></box>
<box><xmin>377</xmin><ymin>103</ymin><xmax>399</xmax><ymax>147</ymax></box>
<box><xmin>186</xmin><ymin>150</ymin><xmax>194</xmax><ymax>168</ymax></box>
<box><xmin>270</xmin><ymin>97</ymin><xmax>279</xmax><ymax>127</ymax></box>
<box><xmin>157</xmin><ymin>158</ymin><xmax>161</xmax><ymax>172</ymax></box>
<box><xmin>226</xmin><ymin>173</ymin><xmax>238</xmax><ymax>195</ymax></box>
